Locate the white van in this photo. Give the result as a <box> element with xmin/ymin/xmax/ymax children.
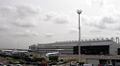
<box><xmin>83</xmin><ymin>64</ymin><xmax>93</xmax><ymax>66</ymax></box>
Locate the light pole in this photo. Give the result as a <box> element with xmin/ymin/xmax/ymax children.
<box><xmin>77</xmin><ymin>9</ymin><xmax>82</xmax><ymax>62</ymax></box>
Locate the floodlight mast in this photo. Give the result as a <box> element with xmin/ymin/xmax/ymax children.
<box><xmin>77</xmin><ymin>9</ymin><xmax>82</xmax><ymax>62</ymax></box>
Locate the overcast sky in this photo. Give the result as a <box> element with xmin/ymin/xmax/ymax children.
<box><xmin>0</xmin><ymin>0</ymin><xmax>120</xmax><ymax>49</ymax></box>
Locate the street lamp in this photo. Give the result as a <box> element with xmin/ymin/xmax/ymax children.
<box><xmin>77</xmin><ymin>9</ymin><xmax>82</xmax><ymax>62</ymax></box>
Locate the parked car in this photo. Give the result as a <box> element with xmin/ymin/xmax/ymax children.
<box><xmin>83</xmin><ymin>64</ymin><xmax>93</xmax><ymax>66</ymax></box>
<box><xmin>6</xmin><ymin>64</ymin><xmax>14</xmax><ymax>66</ymax></box>
<box><xmin>16</xmin><ymin>64</ymin><xmax>22</xmax><ymax>66</ymax></box>
<box><xmin>0</xmin><ymin>63</ymin><xmax>4</xmax><ymax>66</ymax></box>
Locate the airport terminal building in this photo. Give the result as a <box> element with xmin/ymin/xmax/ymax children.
<box><xmin>29</xmin><ymin>38</ymin><xmax>120</xmax><ymax>65</ymax></box>
<box><xmin>29</xmin><ymin>38</ymin><xmax>120</xmax><ymax>55</ymax></box>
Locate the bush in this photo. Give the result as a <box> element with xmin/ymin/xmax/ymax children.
<box><xmin>48</xmin><ymin>56</ymin><xmax>58</xmax><ymax>62</ymax></box>
<box><xmin>33</xmin><ymin>57</ymin><xmax>46</xmax><ymax>62</ymax></box>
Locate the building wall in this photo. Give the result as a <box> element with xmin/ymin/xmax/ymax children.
<box><xmin>110</xmin><ymin>44</ymin><xmax>117</xmax><ymax>55</ymax></box>
<box><xmin>109</xmin><ymin>44</ymin><xmax>120</xmax><ymax>55</ymax></box>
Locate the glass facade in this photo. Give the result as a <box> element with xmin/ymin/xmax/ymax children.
<box><xmin>73</xmin><ymin>45</ymin><xmax>109</xmax><ymax>55</ymax></box>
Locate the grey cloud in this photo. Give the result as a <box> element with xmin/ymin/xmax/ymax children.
<box><xmin>97</xmin><ymin>16</ymin><xmax>119</xmax><ymax>30</ymax></box>
<box><xmin>90</xmin><ymin>30</ymin><xmax>102</xmax><ymax>33</ymax></box>
<box><xmin>11</xmin><ymin>20</ymin><xmax>36</xmax><ymax>28</ymax></box>
<box><xmin>92</xmin><ymin>0</ymin><xmax>104</xmax><ymax>7</ymax></box>
<box><xmin>68</xmin><ymin>28</ymin><xmax>78</xmax><ymax>34</ymax></box>
<box><xmin>45</xmin><ymin>33</ymin><xmax>53</xmax><ymax>38</ymax></box>
<box><xmin>0</xmin><ymin>6</ymin><xmax>17</xmax><ymax>21</ymax></box>
<box><xmin>101</xmin><ymin>17</ymin><xmax>115</xmax><ymax>24</ymax></box>
<box><xmin>44</xmin><ymin>13</ymin><xmax>69</xmax><ymax>24</ymax></box>
<box><xmin>16</xmin><ymin>6</ymin><xmax>39</xmax><ymax>19</ymax></box>
<box><xmin>83</xmin><ymin>20</ymin><xmax>106</xmax><ymax>30</ymax></box>
<box><xmin>44</xmin><ymin>14</ymin><xmax>53</xmax><ymax>21</ymax></box>
<box><xmin>53</xmin><ymin>17</ymin><xmax>69</xmax><ymax>24</ymax></box>
<box><xmin>13</xmin><ymin>6</ymin><xmax>40</xmax><ymax>28</ymax></box>
<box><xmin>87</xmin><ymin>0</ymin><xmax>104</xmax><ymax>7</ymax></box>
<box><xmin>0</xmin><ymin>5</ymin><xmax>40</xmax><ymax>28</ymax></box>
<box><xmin>14</xmin><ymin>32</ymin><xmax>30</xmax><ymax>37</ymax></box>
<box><xmin>90</xmin><ymin>22</ymin><xmax>106</xmax><ymax>29</ymax></box>
<box><xmin>83</xmin><ymin>16</ymin><xmax>119</xmax><ymax>30</ymax></box>
<box><xmin>13</xmin><ymin>30</ymin><xmax>39</xmax><ymax>37</ymax></box>
<box><xmin>0</xmin><ymin>25</ymin><xmax>10</xmax><ymax>31</ymax></box>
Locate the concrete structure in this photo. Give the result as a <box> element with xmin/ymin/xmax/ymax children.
<box><xmin>0</xmin><ymin>49</ymin><xmax>29</xmax><ymax>56</ymax></box>
<box><xmin>29</xmin><ymin>37</ymin><xmax>120</xmax><ymax>65</ymax></box>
